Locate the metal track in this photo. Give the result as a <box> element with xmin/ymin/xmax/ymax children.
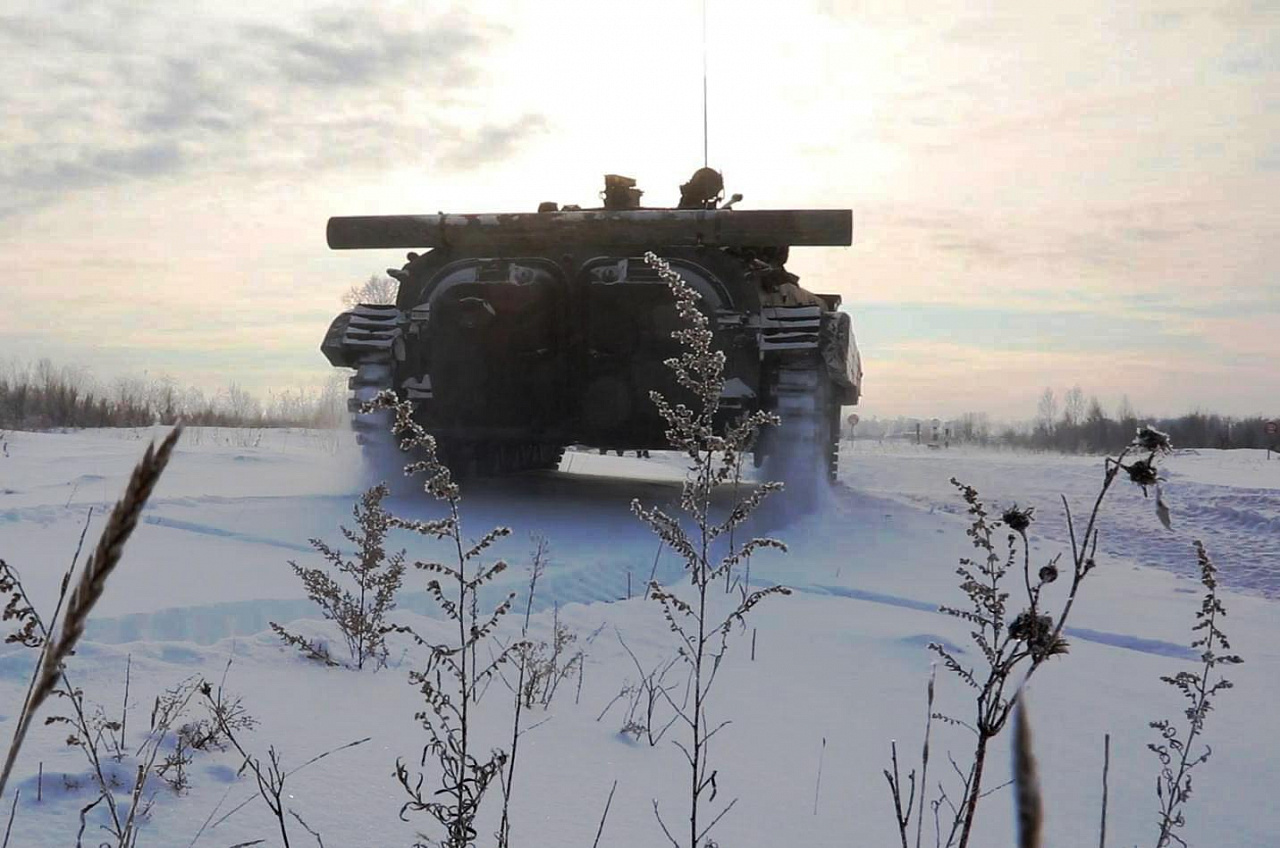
<box><xmin>763</xmin><ymin>356</ymin><xmax>839</xmax><ymax>503</ymax></box>
<box><xmin>759</xmin><ymin>303</ymin><xmax>841</xmax><ymax>497</ymax></box>
<box><xmin>347</xmin><ymin>354</ymin><xmax>405</xmax><ymax>483</ymax></box>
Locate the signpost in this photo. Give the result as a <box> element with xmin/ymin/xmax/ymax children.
<box><xmin>844</xmin><ymin>413</ymin><xmax>859</xmax><ymax>442</ymax></box>
<box><xmin>1267</xmin><ymin>420</ymin><xmax>1278</xmax><ymax>459</ymax></box>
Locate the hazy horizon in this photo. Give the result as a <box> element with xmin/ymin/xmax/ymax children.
<box><xmin>3</xmin><ymin>0</ymin><xmax>1277</xmax><ymax>421</ymax></box>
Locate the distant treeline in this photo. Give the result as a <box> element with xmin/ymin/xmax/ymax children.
<box><xmin>857</xmin><ymin>387</ymin><xmax>1277</xmax><ymax>453</ymax></box>
<box><xmin>1004</xmin><ymin>411</ymin><xmax>1276</xmax><ymax>452</ymax></box>
<box><xmin>0</xmin><ymin>359</ymin><xmax>346</xmax><ymax>431</ymax></box>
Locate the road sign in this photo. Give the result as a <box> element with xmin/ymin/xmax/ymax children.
<box><xmin>1267</xmin><ymin>420</ymin><xmax>1278</xmax><ymax>436</ymax></box>
<box><xmin>846</xmin><ymin>413</ymin><xmax>860</xmax><ymax>427</ymax></box>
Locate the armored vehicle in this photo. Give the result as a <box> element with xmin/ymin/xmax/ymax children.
<box><xmin>321</xmin><ymin>170</ymin><xmax>861</xmax><ymax>488</ymax></box>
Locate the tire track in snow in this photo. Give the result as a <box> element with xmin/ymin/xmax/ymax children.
<box><xmin>79</xmin><ymin>561</ymin><xmax>1192</xmax><ymax>660</ymax></box>
<box><xmin>142</xmin><ymin>516</ymin><xmax>315</xmax><ymax>553</ymax></box>
<box><xmin>800</xmin><ymin>583</ymin><xmax>1196</xmax><ymax>660</ymax></box>
<box><xmin>840</xmin><ymin>447</ymin><xmax>1280</xmax><ymax>599</ymax></box>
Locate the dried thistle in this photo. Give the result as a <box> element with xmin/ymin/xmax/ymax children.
<box><xmin>1001</xmin><ymin>505</ymin><xmax>1035</xmax><ymax>533</ymax></box>
<box><xmin>1124</xmin><ymin>459</ymin><xmax>1160</xmax><ymax>492</ymax></box>
<box><xmin>913</xmin><ymin>432</ymin><xmax>1173</xmax><ymax>848</ymax></box>
<box><xmin>1134</xmin><ymin>425</ymin><xmax>1173</xmax><ymax>454</ymax></box>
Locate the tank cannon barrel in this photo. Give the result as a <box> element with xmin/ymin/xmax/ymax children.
<box><xmin>326</xmin><ymin>208</ymin><xmax>852</xmax><ymax>251</ymax></box>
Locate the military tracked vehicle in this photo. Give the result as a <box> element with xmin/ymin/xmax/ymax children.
<box><xmin>321</xmin><ymin>169</ymin><xmax>861</xmax><ymax>487</ymax></box>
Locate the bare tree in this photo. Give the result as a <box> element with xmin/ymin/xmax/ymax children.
<box><xmin>221</xmin><ymin>383</ymin><xmax>262</xmax><ymax>424</ymax></box>
<box><xmin>1062</xmin><ymin>386</ymin><xmax>1085</xmax><ymax>429</ymax></box>
<box><xmin>342</xmin><ymin>273</ymin><xmax>399</xmax><ymax>308</ymax></box>
<box><xmin>1035</xmin><ymin>388</ymin><xmax>1058</xmax><ymax>436</ymax></box>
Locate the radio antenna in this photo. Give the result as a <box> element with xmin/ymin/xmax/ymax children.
<box><xmin>702</xmin><ymin>0</ymin><xmax>709</xmax><ymax>167</ymax></box>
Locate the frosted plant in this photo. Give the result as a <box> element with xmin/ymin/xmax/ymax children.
<box><xmin>1149</xmin><ymin>541</ymin><xmax>1242</xmax><ymax>848</ymax></box>
<box><xmin>632</xmin><ymin>252</ymin><xmax>790</xmax><ymax>848</ymax></box>
<box><xmin>366</xmin><ymin>391</ymin><xmax>521</xmax><ymax>848</ymax></box>
<box><xmin>271</xmin><ymin>483</ymin><xmax>407</xmax><ymax>671</ymax></box>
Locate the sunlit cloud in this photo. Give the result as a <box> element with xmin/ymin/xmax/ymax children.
<box><xmin>0</xmin><ymin>1</ymin><xmax>545</xmax><ymax>217</ymax></box>
<box><xmin>1</xmin><ymin>0</ymin><xmax>1277</xmax><ymax>419</ymax></box>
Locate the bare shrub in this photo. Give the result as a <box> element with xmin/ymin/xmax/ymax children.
<box><xmin>514</xmin><ymin>603</ymin><xmax>588</xmax><ymax>711</ymax></box>
<box><xmin>271</xmin><ymin>483</ymin><xmax>407</xmax><ymax>671</ymax></box>
<box><xmin>491</xmin><ymin>537</ymin><xmax>600</xmax><ymax>848</ymax></box>
<box><xmin>196</xmin><ymin>677</ymin><xmax>341</xmax><ymax>848</ymax></box>
<box><xmin>596</xmin><ymin>630</ymin><xmax>683</xmax><ymax>747</ymax></box>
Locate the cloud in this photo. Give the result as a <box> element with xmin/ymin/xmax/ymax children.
<box><xmin>240</xmin><ymin>8</ymin><xmax>487</xmax><ymax>90</ymax></box>
<box><xmin>0</xmin><ymin>2</ymin><xmax>546</xmax><ymax>216</ymax></box>
<box><xmin>435</xmin><ymin>114</ymin><xmax>550</xmax><ymax>170</ymax></box>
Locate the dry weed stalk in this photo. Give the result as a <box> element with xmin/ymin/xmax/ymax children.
<box><xmin>884</xmin><ymin>665</ymin><xmax>937</xmax><ymax>848</ymax></box>
<box><xmin>367</xmin><ymin>391</ymin><xmax>521</xmax><ymax>848</ymax></box>
<box><xmin>492</xmin><ymin>538</ymin><xmax>598</xmax><ymax>847</ymax></box>
<box><xmin>889</xmin><ymin>426</ymin><xmax>1174</xmax><ymax>848</ymax></box>
<box><xmin>0</xmin><ymin>427</ymin><xmax>257</xmax><ymax>845</ymax></box>
<box><xmin>1149</xmin><ymin>541</ymin><xmax>1242</xmax><ymax>848</ymax></box>
<box><xmin>2</xmin><ymin>568</ymin><xmax>225</xmax><ymax>843</ymax></box>
<box><xmin>591</xmin><ymin>779</ymin><xmax>619</xmax><ymax>848</ymax></box>
<box><xmin>495</xmin><ymin>536</ymin><xmax>546</xmax><ymax>848</ymax></box>
<box><xmin>633</xmin><ymin>252</ymin><xmax>790</xmax><ymax>848</ymax></box>
<box><xmin>202</xmin><ymin>678</ymin><xmax>295</xmax><ymax>848</ymax></box>
<box><xmin>1099</xmin><ymin>733</ymin><xmax>1111</xmax><ymax>848</ymax></box>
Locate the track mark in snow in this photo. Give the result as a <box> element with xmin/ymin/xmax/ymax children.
<box><xmin>1063</xmin><ymin>627</ymin><xmax>1194</xmax><ymax>659</ymax></box>
<box><xmin>83</xmin><ymin>551</ymin><xmax>691</xmax><ymax>645</ymax></box>
<box><xmin>142</xmin><ymin>516</ymin><xmax>314</xmax><ymax>553</ymax></box>
<box><xmin>839</xmin><ymin>445</ymin><xmax>1280</xmax><ymax>600</ymax></box>
<box><xmin>805</xmin><ymin>583</ymin><xmax>1195</xmax><ymax>660</ymax></box>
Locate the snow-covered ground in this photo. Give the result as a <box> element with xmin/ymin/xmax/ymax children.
<box><xmin>0</xmin><ymin>428</ymin><xmax>1277</xmax><ymax>846</ymax></box>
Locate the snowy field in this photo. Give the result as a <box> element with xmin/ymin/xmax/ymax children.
<box><xmin>0</xmin><ymin>427</ymin><xmax>1277</xmax><ymax>846</ymax></box>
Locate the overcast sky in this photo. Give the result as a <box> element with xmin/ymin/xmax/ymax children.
<box><xmin>2</xmin><ymin>0</ymin><xmax>1277</xmax><ymax>419</ymax></box>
